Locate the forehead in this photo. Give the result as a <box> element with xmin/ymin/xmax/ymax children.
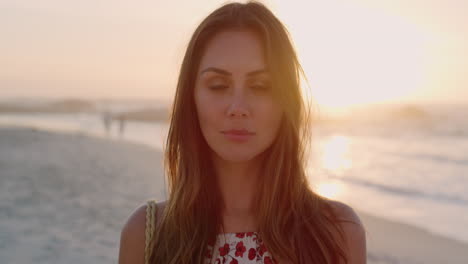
<box><xmin>198</xmin><ymin>30</ymin><xmax>266</xmax><ymax>74</ymax></box>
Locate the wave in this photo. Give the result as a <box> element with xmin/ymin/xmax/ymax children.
<box><xmin>327</xmin><ymin>174</ymin><xmax>468</xmax><ymax>206</ymax></box>
<box><xmin>378</xmin><ymin>151</ymin><xmax>468</xmax><ymax>167</ymax></box>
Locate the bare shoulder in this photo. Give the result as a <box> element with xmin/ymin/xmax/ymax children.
<box><xmin>118</xmin><ymin>200</ymin><xmax>167</xmax><ymax>264</ymax></box>
<box><xmin>327</xmin><ymin>200</ymin><xmax>363</xmax><ymax>226</ymax></box>
<box><xmin>118</xmin><ymin>203</ymin><xmax>147</xmax><ymax>264</ymax></box>
<box><xmin>326</xmin><ymin>200</ymin><xmax>367</xmax><ymax>264</ymax></box>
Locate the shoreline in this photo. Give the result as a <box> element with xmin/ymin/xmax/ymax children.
<box><xmin>1</xmin><ymin>125</ymin><xmax>467</xmax><ymax>263</ymax></box>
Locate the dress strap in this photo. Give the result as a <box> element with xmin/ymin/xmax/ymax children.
<box><xmin>145</xmin><ymin>200</ymin><xmax>157</xmax><ymax>264</ymax></box>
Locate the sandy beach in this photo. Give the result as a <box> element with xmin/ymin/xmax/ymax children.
<box><xmin>1</xmin><ymin>125</ymin><xmax>467</xmax><ymax>263</ymax></box>
<box><xmin>360</xmin><ymin>212</ymin><xmax>468</xmax><ymax>263</ymax></box>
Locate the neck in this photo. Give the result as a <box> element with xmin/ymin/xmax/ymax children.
<box><xmin>212</xmin><ymin>153</ymin><xmax>263</xmax><ymax>216</ymax></box>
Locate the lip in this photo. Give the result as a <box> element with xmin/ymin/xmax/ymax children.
<box><xmin>221</xmin><ymin>129</ymin><xmax>255</xmax><ymax>135</ymax></box>
<box><xmin>221</xmin><ymin>129</ymin><xmax>255</xmax><ymax>142</ymax></box>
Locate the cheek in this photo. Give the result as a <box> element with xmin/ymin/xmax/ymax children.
<box><xmin>257</xmin><ymin>101</ymin><xmax>283</xmax><ymax>140</ymax></box>
<box><xmin>195</xmin><ymin>90</ymin><xmax>221</xmax><ymax>134</ymax></box>
<box><xmin>198</xmin><ymin>107</ymin><xmax>218</xmax><ymax>132</ymax></box>
<box><xmin>261</xmin><ymin>99</ymin><xmax>282</xmax><ymax>124</ymax></box>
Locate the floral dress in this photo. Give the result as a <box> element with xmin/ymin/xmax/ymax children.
<box><xmin>205</xmin><ymin>232</ymin><xmax>277</xmax><ymax>264</ymax></box>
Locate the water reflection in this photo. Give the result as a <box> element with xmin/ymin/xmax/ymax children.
<box><xmin>310</xmin><ymin>135</ymin><xmax>353</xmax><ymax>199</ymax></box>
<box><xmin>321</xmin><ymin>135</ymin><xmax>352</xmax><ymax>174</ymax></box>
<box><xmin>315</xmin><ymin>180</ymin><xmax>345</xmax><ymax>199</ymax></box>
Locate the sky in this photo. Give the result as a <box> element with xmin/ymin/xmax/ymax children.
<box><xmin>1</xmin><ymin>0</ymin><xmax>467</xmax><ymax>109</ymax></box>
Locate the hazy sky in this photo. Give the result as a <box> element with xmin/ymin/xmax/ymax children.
<box><xmin>1</xmin><ymin>0</ymin><xmax>467</xmax><ymax>108</ymax></box>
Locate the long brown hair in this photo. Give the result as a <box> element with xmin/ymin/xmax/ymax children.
<box><xmin>150</xmin><ymin>1</ymin><xmax>351</xmax><ymax>263</ymax></box>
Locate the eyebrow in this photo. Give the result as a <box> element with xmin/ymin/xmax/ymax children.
<box><xmin>200</xmin><ymin>67</ymin><xmax>268</xmax><ymax>77</ymax></box>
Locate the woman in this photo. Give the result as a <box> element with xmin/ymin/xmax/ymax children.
<box><xmin>119</xmin><ymin>1</ymin><xmax>366</xmax><ymax>264</ymax></box>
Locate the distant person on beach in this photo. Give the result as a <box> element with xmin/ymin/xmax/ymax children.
<box><xmin>117</xmin><ymin>114</ymin><xmax>126</xmax><ymax>137</ymax></box>
<box><xmin>119</xmin><ymin>2</ymin><xmax>366</xmax><ymax>264</ymax></box>
<box><xmin>101</xmin><ymin>111</ymin><xmax>112</xmax><ymax>136</ymax></box>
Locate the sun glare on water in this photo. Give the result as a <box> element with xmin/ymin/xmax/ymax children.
<box><xmin>321</xmin><ymin>135</ymin><xmax>352</xmax><ymax>173</ymax></box>
<box><xmin>309</xmin><ymin>135</ymin><xmax>353</xmax><ymax>199</ymax></box>
<box><xmin>315</xmin><ymin>181</ymin><xmax>344</xmax><ymax>199</ymax></box>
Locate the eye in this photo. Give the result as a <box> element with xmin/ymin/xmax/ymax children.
<box><xmin>209</xmin><ymin>84</ymin><xmax>229</xmax><ymax>90</ymax></box>
<box><xmin>250</xmin><ymin>84</ymin><xmax>270</xmax><ymax>91</ymax></box>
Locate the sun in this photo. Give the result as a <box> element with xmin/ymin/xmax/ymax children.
<box><xmin>275</xmin><ymin>0</ymin><xmax>429</xmax><ymax>111</ymax></box>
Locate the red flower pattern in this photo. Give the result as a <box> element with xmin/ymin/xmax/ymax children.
<box><xmin>219</xmin><ymin>243</ymin><xmax>230</xmax><ymax>256</ymax></box>
<box><xmin>236</xmin><ymin>232</ymin><xmax>246</xmax><ymax>238</ymax></box>
<box><xmin>248</xmin><ymin>248</ymin><xmax>256</xmax><ymax>260</ymax></box>
<box><xmin>258</xmin><ymin>244</ymin><xmax>267</xmax><ymax>257</ymax></box>
<box><xmin>206</xmin><ymin>232</ymin><xmax>275</xmax><ymax>264</ymax></box>
<box><xmin>264</xmin><ymin>256</ymin><xmax>274</xmax><ymax>264</ymax></box>
<box><xmin>235</xmin><ymin>241</ymin><xmax>246</xmax><ymax>257</ymax></box>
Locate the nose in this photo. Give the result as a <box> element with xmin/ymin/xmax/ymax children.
<box><xmin>226</xmin><ymin>92</ymin><xmax>250</xmax><ymax>118</ymax></box>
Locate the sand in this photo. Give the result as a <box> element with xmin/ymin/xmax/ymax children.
<box><xmin>360</xmin><ymin>212</ymin><xmax>468</xmax><ymax>263</ymax></box>
<box><xmin>0</xmin><ymin>125</ymin><xmax>467</xmax><ymax>263</ymax></box>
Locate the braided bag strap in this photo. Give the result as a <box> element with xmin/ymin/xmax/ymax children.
<box><xmin>144</xmin><ymin>200</ymin><xmax>157</xmax><ymax>264</ymax></box>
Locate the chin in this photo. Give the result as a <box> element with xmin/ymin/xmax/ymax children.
<box><xmin>214</xmin><ymin>149</ymin><xmax>262</xmax><ymax>163</ymax></box>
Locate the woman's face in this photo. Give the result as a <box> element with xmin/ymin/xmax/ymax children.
<box><xmin>194</xmin><ymin>30</ymin><xmax>283</xmax><ymax>163</ymax></box>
